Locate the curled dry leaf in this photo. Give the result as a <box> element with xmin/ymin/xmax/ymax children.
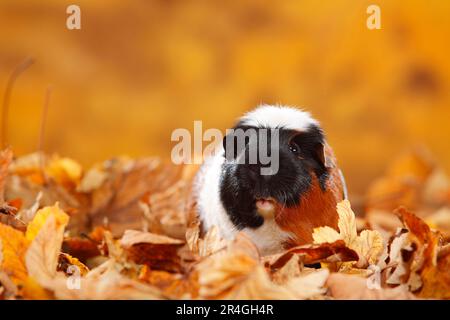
<box><xmin>57</xmin><ymin>253</ymin><xmax>89</xmax><ymax>276</ymax></box>
<box><xmin>185</xmin><ymin>210</ymin><xmax>228</xmax><ymax>258</ymax></box>
<box><xmin>0</xmin><ymin>206</ymin><xmax>64</xmax><ymax>300</ymax></box>
<box><xmin>384</xmin><ymin>229</ymin><xmax>411</xmax><ymax>285</ymax></box>
<box><xmin>267</xmin><ymin>240</ymin><xmax>358</xmax><ymax>273</ymax></box>
<box><xmin>313</xmin><ymin>200</ymin><xmax>383</xmax><ymax>268</ymax></box>
<box><xmin>2</xmin><ymin>147</ymin><xmax>449</xmax><ymax>300</ymax></box>
<box><xmin>395</xmin><ymin>207</ymin><xmax>450</xmax><ymax>298</ymax></box>
<box><xmin>120</xmin><ymin>230</ymin><xmax>185</xmax><ymax>272</ymax></box>
<box><xmin>25</xmin><ymin>205</ymin><xmax>69</xmax><ymax>286</ymax></box>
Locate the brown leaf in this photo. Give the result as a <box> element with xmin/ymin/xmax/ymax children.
<box><xmin>268</xmin><ymin>240</ymin><xmax>358</xmax><ymax>271</ymax></box>
<box><xmin>45</xmin><ymin>262</ymin><xmax>164</xmax><ymax>300</ymax></box>
<box><xmin>394</xmin><ymin>207</ymin><xmax>450</xmax><ymax>298</ymax></box>
<box><xmin>85</xmin><ymin>158</ymin><xmax>188</xmax><ymax>237</ymax></box>
<box><xmin>120</xmin><ymin>230</ymin><xmax>185</xmax><ymax>272</ymax></box>
<box><xmin>121</xmin><ymin>229</ymin><xmax>184</xmax><ymax>247</ymax></box>
<box><xmin>62</xmin><ymin>226</ymin><xmax>107</xmax><ymax>262</ymax></box>
<box><xmin>138</xmin><ymin>265</ymin><xmax>196</xmax><ymax>299</ymax></box>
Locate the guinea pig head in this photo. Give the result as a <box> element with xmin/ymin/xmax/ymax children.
<box><xmin>219</xmin><ymin>113</ymin><xmax>343</xmax><ymax>249</ymax></box>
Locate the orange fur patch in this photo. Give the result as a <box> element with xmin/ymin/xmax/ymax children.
<box><xmin>275</xmin><ymin>165</ymin><xmax>344</xmax><ymax>248</ymax></box>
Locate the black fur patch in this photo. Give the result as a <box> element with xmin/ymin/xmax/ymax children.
<box><xmin>219</xmin><ymin>123</ymin><xmax>329</xmax><ymax>230</ymax></box>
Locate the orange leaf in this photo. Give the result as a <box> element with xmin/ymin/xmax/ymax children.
<box><xmin>0</xmin><ymin>222</ymin><xmax>28</xmax><ymax>283</ymax></box>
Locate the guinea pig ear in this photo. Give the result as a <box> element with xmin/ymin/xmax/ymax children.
<box><xmin>315</xmin><ymin>142</ymin><xmax>335</xmax><ymax>169</ymax></box>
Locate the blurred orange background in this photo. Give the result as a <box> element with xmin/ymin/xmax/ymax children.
<box><xmin>0</xmin><ymin>0</ymin><xmax>449</xmax><ymax>196</ymax></box>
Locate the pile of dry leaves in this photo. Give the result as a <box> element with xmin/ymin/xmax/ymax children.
<box><xmin>0</xmin><ymin>147</ymin><xmax>449</xmax><ymax>300</ymax></box>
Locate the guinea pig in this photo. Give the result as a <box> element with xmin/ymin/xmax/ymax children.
<box><xmin>194</xmin><ymin>105</ymin><xmax>347</xmax><ymax>255</ymax></box>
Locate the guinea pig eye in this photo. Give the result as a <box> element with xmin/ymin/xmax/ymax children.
<box><xmin>289</xmin><ymin>142</ymin><xmax>300</xmax><ymax>154</ymax></box>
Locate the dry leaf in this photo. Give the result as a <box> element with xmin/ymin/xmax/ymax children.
<box><xmin>138</xmin><ymin>266</ymin><xmax>196</xmax><ymax>299</ymax></box>
<box><xmin>57</xmin><ymin>253</ymin><xmax>89</xmax><ymax>276</ymax></box>
<box><xmin>327</xmin><ymin>273</ymin><xmax>417</xmax><ymax>299</ymax></box>
<box><xmin>0</xmin><ymin>238</ymin><xmax>18</xmax><ymax>299</ymax></box>
<box><xmin>86</xmin><ymin>158</ymin><xmax>186</xmax><ymax>237</ymax></box>
<box><xmin>46</xmin><ymin>263</ymin><xmax>164</xmax><ymax>300</ymax></box>
<box><xmin>269</xmin><ymin>254</ymin><xmax>303</xmax><ymax>284</ymax></box>
<box><xmin>186</xmin><ymin>215</ymin><xmax>228</xmax><ymax>258</ymax></box>
<box><xmin>0</xmin><ymin>222</ymin><xmax>28</xmax><ymax>283</ymax></box>
<box><xmin>196</xmin><ymin>233</ymin><xmax>260</xmax><ymax>299</ymax></box>
<box><xmin>2</xmin><ymin>147</ymin><xmax>449</xmax><ymax>300</ymax></box>
<box><xmin>395</xmin><ymin>207</ymin><xmax>450</xmax><ymax>298</ymax></box>
<box><xmin>77</xmin><ymin>166</ymin><xmax>108</xmax><ymax>193</ymax></box>
<box><xmin>120</xmin><ymin>230</ymin><xmax>185</xmax><ymax>272</ymax></box>
<box><xmin>26</xmin><ymin>204</ymin><xmax>69</xmax><ymax>242</ymax></box>
<box><xmin>313</xmin><ymin>200</ymin><xmax>383</xmax><ymax>267</ymax></box>
<box><xmin>45</xmin><ymin>157</ymin><xmax>83</xmax><ymax>189</ymax></box>
<box><xmin>121</xmin><ymin>229</ymin><xmax>184</xmax><ymax>247</ymax></box>
<box><xmin>0</xmin><ymin>270</ymin><xmax>18</xmax><ymax>299</ymax></box>
<box><xmin>268</xmin><ymin>240</ymin><xmax>358</xmax><ymax>271</ymax></box>
<box><xmin>284</xmin><ymin>269</ymin><xmax>329</xmax><ymax>299</ymax></box>
<box><xmin>25</xmin><ymin>213</ymin><xmax>68</xmax><ymax>285</ymax></box>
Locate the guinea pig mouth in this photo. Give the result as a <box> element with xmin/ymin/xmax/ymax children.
<box><xmin>255</xmin><ymin>197</ymin><xmax>276</xmax><ymax>219</ymax></box>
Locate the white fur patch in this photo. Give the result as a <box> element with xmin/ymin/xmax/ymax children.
<box><xmin>239</xmin><ymin>104</ymin><xmax>319</xmax><ymax>131</ymax></box>
<box><xmin>194</xmin><ymin>149</ymin><xmax>238</xmax><ymax>239</ymax></box>
<box><xmin>242</xmin><ymin>220</ymin><xmax>293</xmax><ymax>255</ymax></box>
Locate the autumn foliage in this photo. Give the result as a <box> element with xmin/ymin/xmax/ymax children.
<box><xmin>0</xmin><ymin>147</ymin><xmax>449</xmax><ymax>300</ymax></box>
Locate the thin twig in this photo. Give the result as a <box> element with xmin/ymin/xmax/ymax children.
<box><xmin>38</xmin><ymin>85</ymin><xmax>52</xmax><ymax>185</ymax></box>
<box><xmin>1</xmin><ymin>57</ymin><xmax>34</xmax><ymax>148</ymax></box>
<box><xmin>37</xmin><ymin>85</ymin><xmax>52</xmax><ymax>153</ymax></box>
